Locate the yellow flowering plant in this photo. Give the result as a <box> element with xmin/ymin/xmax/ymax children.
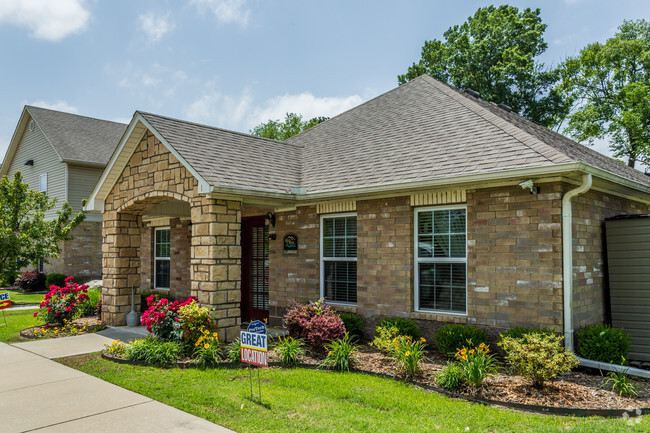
<box><xmin>454</xmin><ymin>341</ymin><xmax>499</xmax><ymax>390</ymax></box>
<box><xmin>104</xmin><ymin>339</ymin><xmax>127</xmax><ymax>357</ymax></box>
<box><xmin>390</xmin><ymin>335</ymin><xmax>427</xmax><ymax>378</ymax></box>
<box><xmin>193</xmin><ymin>329</ymin><xmax>222</xmax><ymax>368</ymax></box>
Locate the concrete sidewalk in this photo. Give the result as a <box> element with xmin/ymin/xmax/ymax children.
<box><xmin>1</xmin><ymin>330</ymin><xmax>235</xmax><ymax>432</ymax></box>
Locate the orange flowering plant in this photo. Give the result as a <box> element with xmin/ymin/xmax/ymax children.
<box><xmin>454</xmin><ymin>341</ymin><xmax>500</xmax><ymax>390</ymax></box>
<box><xmin>193</xmin><ymin>329</ymin><xmax>222</xmax><ymax>368</ymax></box>
<box><xmin>390</xmin><ymin>335</ymin><xmax>427</xmax><ymax>378</ymax></box>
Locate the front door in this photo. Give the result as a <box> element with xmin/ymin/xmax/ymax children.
<box><xmin>241</xmin><ymin>216</ymin><xmax>269</xmax><ymax>323</ymax></box>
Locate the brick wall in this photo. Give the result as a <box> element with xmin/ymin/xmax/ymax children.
<box><xmin>43</xmin><ymin>220</ymin><xmax>103</xmax><ymax>282</ymax></box>
<box><xmin>268</xmin><ymin>205</ymin><xmax>320</xmax><ymax>326</ymax></box>
<box><xmin>572</xmin><ymin>189</ymin><xmax>648</xmax><ymax>327</ymax></box>
<box><xmin>171</xmin><ymin>218</ymin><xmax>191</xmax><ymax>298</ymax></box>
<box><xmin>465</xmin><ymin>183</ymin><xmax>564</xmax><ymax>332</ymax></box>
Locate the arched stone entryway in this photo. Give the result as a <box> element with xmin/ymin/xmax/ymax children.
<box><xmin>101</xmin><ymin>131</ymin><xmax>242</xmax><ymax>341</ymax></box>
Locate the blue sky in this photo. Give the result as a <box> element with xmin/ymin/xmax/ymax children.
<box><xmin>1</xmin><ymin>0</ymin><xmax>649</xmax><ymax>162</ymax></box>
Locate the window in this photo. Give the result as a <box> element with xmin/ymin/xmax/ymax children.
<box><xmin>154</xmin><ymin>227</ymin><xmax>171</xmax><ymax>290</ymax></box>
<box><xmin>38</xmin><ymin>260</ymin><xmax>44</xmax><ymax>273</ymax></box>
<box><xmin>415</xmin><ymin>205</ymin><xmax>467</xmax><ymax>314</ymax></box>
<box><xmin>39</xmin><ymin>173</ymin><xmax>47</xmax><ymax>195</ymax></box>
<box><xmin>321</xmin><ymin>213</ymin><xmax>357</xmax><ymax>304</ymax></box>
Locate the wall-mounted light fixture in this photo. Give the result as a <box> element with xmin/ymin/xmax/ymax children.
<box><xmin>265</xmin><ymin>212</ymin><xmax>276</xmax><ymax>228</ymax></box>
<box><xmin>519</xmin><ymin>179</ymin><xmax>540</xmax><ymax>194</ymax></box>
<box><xmin>24</xmin><ymin>159</ymin><xmax>34</xmax><ymax>166</ymax></box>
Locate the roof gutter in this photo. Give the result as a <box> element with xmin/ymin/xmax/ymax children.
<box><xmin>562</xmin><ymin>173</ymin><xmax>592</xmax><ymax>351</ymax></box>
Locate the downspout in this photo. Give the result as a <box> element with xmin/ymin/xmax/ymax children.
<box><xmin>562</xmin><ymin>173</ymin><xmax>592</xmax><ymax>351</ymax></box>
<box><xmin>562</xmin><ymin>173</ymin><xmax>650</xmax><ymax>379</ymax></box>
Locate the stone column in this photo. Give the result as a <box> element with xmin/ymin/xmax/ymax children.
<box><xmin>190</xmin><ymin>197</ymin><xmax>242</xmax><ymax>341</ymax></box>
<box><xmin>101</xmin><ymin>211</ymin><xmax>141</xmax><ymax>325</ymax></box>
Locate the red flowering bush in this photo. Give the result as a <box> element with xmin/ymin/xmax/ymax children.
<box><xmin>141</xmin><ymin>295</ymin><xmax>196</xmax><ymax>341</ymax></box>
<box><xmin>34</xmin><ymin>276</ymin><xmax>89</xmax><ymax>326</ymax></box>
<box><xmin>284</xmin><ymin>298</ymin><xmax>346</xmax><ymax>350</ymax></box>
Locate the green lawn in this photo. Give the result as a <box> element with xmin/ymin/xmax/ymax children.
<box><xmin>0</xmin><ymin>309</ymin><xmax>43</xmax><ymax>342</ymax></box>
<box><xmin>58</xmin><ymin>354</ymin><xmax>648</xmax><ymax>433</ymax></box>
<box><xmin>1</xmin><ymin>288</ymin><xmax>45</xmax><ymax>305</ymax></box>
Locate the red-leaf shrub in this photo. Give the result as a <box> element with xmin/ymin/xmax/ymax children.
<box><xmin>141</xmin><ymin>295</ymin><xmax>196</xmax><ymax>340</ymax></box>
<box><xmin>34</xmin><ymin>276</ymin><xmax>89</xmax><ymax>326</ymax></box>
<box><xmin>283</xmin><ymin>299</ymin><xmax>346</xmax><ymax>350</ymax></box>
<box><xmin>16</xmin><ymin>270</ymin><xmax>46</xmax><ymax>292</ymax></box>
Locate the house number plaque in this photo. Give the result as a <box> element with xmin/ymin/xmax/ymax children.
<box><xmin>283</xmin><ymin>233</ymin><xmax>298</xmax><ymax>256</ymax></box>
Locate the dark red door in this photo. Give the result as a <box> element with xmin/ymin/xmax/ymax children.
<box><xmin>241</xmin><ymin>216</ymin><xmax>269</xmax><ymax>322</ymax></box>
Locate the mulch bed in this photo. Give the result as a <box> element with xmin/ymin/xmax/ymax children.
<box><xmin>19</xmin><ymin>316</ymin><xmax>105</xmax><ymax>340</ymax></box>
<box><xmin>101</xmin><ymin>340</ymin><xmax>650</xmax><ymax>415</ymax></box>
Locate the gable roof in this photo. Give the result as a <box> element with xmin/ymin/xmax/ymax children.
<box><xmin>287</xmin><ymin>75</ymin><xmax>650</xmax><ymax>192</ymax></box>
<box><xmin>24</xmin><ymin>106</ymin><xmax>127</xmax><ymax>166</ymax></box>
<box><xmin>140</xmin><ymin>112</ymin><xmax>302</xmax><ymax>194</ymax></box>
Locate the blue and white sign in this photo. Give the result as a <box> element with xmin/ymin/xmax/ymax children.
<box><xmin>247</xmin><ymin>320</ymin><xmax>267</xmax><ymax>334</ymax></box>
<box><xmin>241</xmin><ymin>322</ymin><xmax>268</xmax><ymax>367</ymax></box>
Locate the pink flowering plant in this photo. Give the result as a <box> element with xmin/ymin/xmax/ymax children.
<box><xmin>34</xmin><ymin>276</ymin><xmax>89</xmax><ymax>326</ymax></box>
<box><xmin>141</xmin><ymin>295</ymin><xmax>196</xmax><ymax>341</ymax></box>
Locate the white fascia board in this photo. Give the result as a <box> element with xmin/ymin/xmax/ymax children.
<box><xmin>0</xmin><ymin>107</ymin><xmax>32</xmax><ymax>177</ymax></box>
<box><xmin>86</xmin><ymin>114</ymin><xmax>144</xmax><ymax>212</ymax></box>
<box><xmin>136</xmin><ymin>115</ymin><xmax>212</xmax><ymax>194</ymax></box>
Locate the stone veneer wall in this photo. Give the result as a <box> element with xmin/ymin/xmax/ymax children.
<box><xmin>571</xmin><ymin>189</ymin><xmax>648</xmax><ymax>328</ymax></box>
<box><xmin>44</xmin><ymin>220</ymin><xmax>103</xmax><ymax>282</ymax></box>
<box><xmin>102</xmin><ymin>131</ymin><xmax>241</xmax><ymax>341</ymax></box>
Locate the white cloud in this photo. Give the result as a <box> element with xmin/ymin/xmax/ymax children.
<box><xmin>184</xmin><ymin>88</ymin><xmax>364</xmax><ymax>133</ymax></box>
<box><xmin>191</xmin><ymin>0</ymin><xmax>250</xmax><ymax>26</ymax></box>
<box><xmin>139</xmin><ymin>12</ymin><xmax>175</xmax><ymax>43</ymax></box>
<box><xmin>0</xmin><ymin>0</ymin><xmax>89</xmax><ymax>41</ymax></box>
<box><xmin>29</xmin><ymin>100</ymin><xmax>78</xmax><ymax>113</ymax></box>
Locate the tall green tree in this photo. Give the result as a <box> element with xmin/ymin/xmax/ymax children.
<box><xmin>398</xmin><ymin>5</ymin><xmax>568</xmax><ymax>128</ymax></box>
<box><xmin>557</xmin><ymin>20</ymin><xmax>650</xmax><ymax>168</ymax></box>
<box><xmin>251</xmin><ymin>113</ymin><xmax>329</xmax><ymax>141</ymax></box>
<box><xmin>0</xmin><ymin>171</ymin><xmax>86</xmax><ymax>281</ymax></box>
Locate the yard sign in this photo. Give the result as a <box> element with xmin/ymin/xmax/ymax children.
<box><xmin>240</xmin><ymin>321</ymin><xmax>268</xmax><ymax>367</ymax></box>
<box><xmin>0</xmin><ymin>292</ymin><xmax>10</xmax><ymax>310</ymax></box>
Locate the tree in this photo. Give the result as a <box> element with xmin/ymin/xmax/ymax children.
<box><xmin>398</xmin><ymin>5</ymin><xmax>569</xmax><ymax>128</ymax></box>
<box><xmin>0</xmin><ymin>171</ymin><xmax>86</xmax><ymax>281</ymax></box>
<box><xmin>557</xmin><ymin>20</ymin><xmax>650</xmax><ymax>168</ymax></box>
<box><xmin>251</xmin><ymin>113</ymin><xmax>329</xmax><ymax>141</ymax></box>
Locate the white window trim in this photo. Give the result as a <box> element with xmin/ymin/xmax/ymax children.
<box><xmin>154</xmin><ymin>226</ymin><xmax>171</xmax><ymax>290</ymax></box>
<box><xmin>39</xmin><ymin>173</ymin><xmax>47</xmax><ymax>195</ymax></box>
<box><xmin>320</xmin><ymin>212</ymin><xmax>357</xmax><ymax>306</ymax></box>
<box><xmin>414</xmin><ymin>204</ymin><xmax>468</xmax><ymax>316</ymax></box>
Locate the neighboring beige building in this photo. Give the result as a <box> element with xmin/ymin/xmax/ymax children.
<box><xmin>0</xmin><ymin>106</ymin><xmax>127</xmax><ymax>280</ymax></box>
<box><xmin>88</xmin><ymin>76</ymin><xmax>650</xmax><ymax>352</ymax></box>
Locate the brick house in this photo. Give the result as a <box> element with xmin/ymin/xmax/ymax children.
<box><xmin>1</xmin><ymin>106</ymin><xmax>126</xmax><ymax>280</ymax></box>
<box><xmin>87</xmin><ymin>76</ymin><xmax>650</xmax><ymax>344</ymax></box>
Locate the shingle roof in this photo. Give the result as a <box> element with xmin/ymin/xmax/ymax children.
<box><xmin>128</xmin><ymin>75</ymin><xmax>650</xmax><ymax>196</ymax></box>
<box><xmin>26</xmin><ymin>106</ymin><xmax>127</xmax><ymax>165</ymax></box>
<box><xmin>287</xmin><ymin>75</ymin><xmax>650</xmax><ymax>192</ymax></box>
<box><xmin>140</xmin><ymin>112</ymin><xmax>303</xmax><ymax>194</ymax></box>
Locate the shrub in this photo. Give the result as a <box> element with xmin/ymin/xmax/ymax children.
<box><xmin>339</xmin><ymin>312</ymin><xmax>363</xmax><ymax>340</ymax></box>
<box><xmin>604</xmin><ymin>369</ymin><xmax>638</xmax><ymax>398</ymax></box>
<box><xmin>371</xmin><ymin>325</ymin><xmax>401</xmax><ymax>354</ymax></box>
<box><xmin>576</xmin><ymin>323</ymin><xmax>629</xmax><ymax>364</ymax></box>
<box><xmin>498</xmin><ymin>326</ymin><xmax>554</xmax><ymax>342</ymax></box>
<box><xmin>16</xmin><ymin>270</ymin><xmax>46</xmax><ymax>292</ymax></box>
<box><xmin>283</xmin><ymin>299</ymin><xmax>346</xmax><ymax>350</ymax></box>
<box><xmin>139</xmin><ymin>291</ymin><xmax>173</xmax><ymax>312</ymax></box>
<box><xmin>434</xmin><ymin>324</ymin><xmax>487</xmax><ymax>356</ymax></box>
<box><xmin>193</xmin><ymin>329</ymin><xmax>222</xmax><ymax>368</ymax></box>
<box><xmin>0</xmin><ymin>271</ymin><xmax>18</xmax><ymax>287</ymax></box>
<box><xmin>455</xmin><ymin>343</ymin><xmax>499</xmax><ymax>390</ymax></box>
<box><xmin>390</xmin><ymin>335</ymin><xmax>427</xmax><ymax>378</ymax></box>
<box><xmin>45</xmin><ymin>273</ymin><xmax>67</xmax><ymax>289</ymax></box>
<box><xmin>275</xmin><ymin>336</ymin><xmax>305</xmax><ymax>367</ymax></box>
<box><xmin>178</xmin><ymin>301</ymin><xmax>216</xmax><ymax>346</ymax></box>
<box><xmin>227</xmin><ymin>338</ymin><xmax>242</xmax><ymax>362</ymax></box>
<box><xmin>436</xmin><ymin>362</ymin><xmax>465</xmax><ymax>391</ymax></box>
<box><xmin>77</xmin><ymin>288</ymin><xmax>101</xmax><ymax>317</ymax></box>
<box><xmin>377</xmin><ymin>317</ymin><xmax>420</xmax><ymax>339</ymax></box>
<box><xmin>320</xmin><ymin>333</ymin><xmax>356</xmax><ymax>372</ymax></box>
<box><xmin>125</xmin><ymin>338</ymin><xmax>184</xmax><ymax>365</ymax></box>
<box><xmin>34</xmin><ymin>276</ymin><xmax>89</xmax><ymax>326</ymax></box>
<box><xmin>140</xmin><ymin>295</ymin><xmax>195</xmax><ymax>341</ymax></box>
<box><xmin>104</xmin><ymin>339</ymin><xmax>127</xmax><ymax>358</ymax></box>
<box><xmin>499</xmin><ymin>333</ymin><xmax>579</xmax><ymax>388</ymax></box>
